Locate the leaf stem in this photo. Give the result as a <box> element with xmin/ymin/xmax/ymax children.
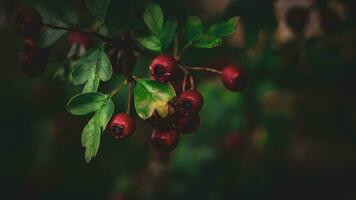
<box><xmin>173</xmin><ymin>35</ymin><xmax>180</xmax><ymax>60</ymax></box>
<box><xmin>127</xmin><ymin>83</ymin><xmax>133</xmax><ymax>114</ymax></box>
<box><xmin>185</xmin><ymin>66</ymin><xmax>222</xmax><ymax>74</ymax></box>
<box><xmin>109</xmin><ymin>80</ymin><xmax>128</xmax><ymax>97</ymax></box>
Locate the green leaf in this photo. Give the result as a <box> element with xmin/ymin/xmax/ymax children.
<box><xmin>137</xmin><ymin>35</ymin><xmax>162</xmax><ymax>52</ymax></box>
<box><xmin>160</xmin><ymin>18</ymin><xmax>177</xmax><ymax>50</ymax></box>
<box><xmin>83</xmin><ymin>75</ymin><xmax>100</xmax><ymax>93</ymax></box>
<box><xmin>71</xmin><ymin>45</ymin><xmax>112</xmax><ymax>91</ymax></box>
<box><xmin>207</xmin><ymin>17</ymin><xmax>239</xmax><ymax>38</ymax></box>
<box><xmin>143</xmin><ymin>2</ymin><xmax>164</xmax><ymax>35</ymax></box>
<box><xmin>185</xmin><ymin>16</ymin><xmax>204</xmax><ymax>42</ymax></box>
<box><xmin>193</xmin><ymin>35</ymin><xmax>222</xmax><ymax>48</ymax></box>
<box><xmin>85</xmin><ymin>0</ymin><xmax>111</xmax><ymax>23</ymax></box>
<box><xmin>67</xmin><ymin>92</ymin><xmax>108</xmax><ymax>116</ymax></box>
<box><xmin>82</xmin><ymin>98</ymin><xmax>114</xmax><ymax>162</ymax></box>
<box><xmin>38</xmin><ymin>28</ymin><xmax>67</xmax><ymax>48</ymax></box>
<box><xmin>134</xmin><ymin>79</ymin><xmax>176</xmax><ymax>119</ymax></box>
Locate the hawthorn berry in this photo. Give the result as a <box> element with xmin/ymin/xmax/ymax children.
<box><xmin>11</xmin><ymin>6</ymin><xmax>43</xmax><ymax>36</ymax></box>
<box><xmin>150</xmin><ymin>54</ymin><xmax>177</xmax><ymax>83</ymax></box>
<box><xmin>174</xmin><ymin>113</ymin><xmax>200</xmax><ymax>134</ymax></box>
<box><xmin>20</xmin><ymin>38</ymin><xmax>49</xmax><ymax>78</ymax></box>
<box><xmin>68</xmin><ymin>32</ymin><xmax>91</xmax><ymax>47</ymax></box>
<box><xmin>109</xmin><ymin>113</ymin><xmax>136</xmax><ymax>140</ymax></box>
<box><xmin>146</xmin><ymin>107</ymin><xmax>176</xmax><ymax>131</ymax></box>
<box><xmin>221</xmin><ymin>64</ymin><xmax>247</xmax><ymax>92</ymax></box>
<box><xmin>286</xmin><ymin>6</ymin><xmax>310</xmax><ymax>34</ymax></box>
<box><xmin>151</xmin><ymin>129</ymin><xmax>179</xmax><ymax>153</ymax></box>
<box><xmin>176</xmin><ymin>90</ymin><xmax>203</xmax><ymax>115</ymax></box>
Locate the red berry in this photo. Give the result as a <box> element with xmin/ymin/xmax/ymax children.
<box><xmin>11</xmin><ymin>6</ymin><xmax>43</xmax><ymax>36</ymax></box>
<box><xmin>68</xmin><ymin>32</ymin><xmax>91</xmax><ymax>47</ymax></box>
<box><xmin>223</xmin><ymin>133</ymin><xmax>243</xmax><ymax>152</ymax></box>
<box><xmin>221</xmin><ymin>64</ymin><xmax>247</xmax><ymax>92</ymax></box>
<box><xmin>175</xmin><ymin>113</ymin><xmax>200</xmax><ymax>134</ymax></box>
<box><xmin>20</xmin><ymin>38</ymin><xmax>48</xmax><ymax>78</ymax></box>
<box><xmin>146</xmin><ymin>107</ymin><xmax>176</xmax><ymax>131</ymax></box>
<box><xmin>286</xmin><ymin>6</ymin><xmax>310</xmax><ymax>34</ymax></box>
<box><xmin>150</xmin><ymin>54</ymin><xmax>177</xmax><ymax>83</ymax></box>
<box><xmin>151</xmin><ymin>129</ymin><xmax>179</xmax><ymax>153</ymax></box>
<box><xmin>176</xmin><ymin>90</ymin><xmax>203</xmax><ymax>114</ymax></box>
<box><xmin>109</xmin><ymin>113</ymin><xmax>136</xmax><ymax>140</ymax></box>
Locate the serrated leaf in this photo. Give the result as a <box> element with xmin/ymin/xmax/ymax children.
<box><xmin>85</xmin><ymin>0</ymin><xmax>111</xmax><ymax>23</ymax></box>
<box><xmin>185</xmin><ymin>16</ymin><xmax>204</xmax><ymax>42</ymax></box>
<box><xmin>71</xmin><ymin>45</ymin><xmax>112</xmax><ymax>90</ymax></box>
<box><xmin>137</xmin><ymin>35</ymin><xmax>162</xmax><ymax>52</ymax></box>
<box><xmin>96</xmin><ymin>49</ymin><xmax>112</xmax><ymax>81</ymax></box>
<box><xmin>134</xmin><ymin>79</ymin><xmax>176</xmax><ymax>119</ymax></box>
<box><xmin>143</xmin><ymin>2</ymin><xmax>164</xmax><ymax>35</ymax></box>
<box><xmin>193</xmin><ymin>35</ymin><xmax>222</xmax><ymax>48</ymax></box>
<box><xmin>82</xmin><ymin>99</ymin><xmax>114</xmax><ymax>162</ymax></box>
<box><xmin>207</xmin><ymin>17</ymin><xmax>239</xmax><ymax>38</ymax></box>
<box><xmin>67</xmin><ymin>92</ymin><xmax>108</xmax><ymax>116</ymax></box>
<box><xmin>160</xmin><ymin>18</ymin><xmax>177</xmax><ymax>50</ymax></box>
<box><xmin>83</xmin><ymin>75</ymin><xmax>100</xmax><ymax>93</ymax></box>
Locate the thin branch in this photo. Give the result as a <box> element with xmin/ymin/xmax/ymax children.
<box><xmin>43</xmin><ymin>23</ymin><xmax>114</xmax><ymax>43</ymax></box>
<box><xmin>109</xmin><ymin>80</ymin><xmax>128</xmax><ymax>97</ymax></box>
<box><xmin>185</xmin><ymin>66</ymin><xmax>222</xmax><ymax>74</ymax></box>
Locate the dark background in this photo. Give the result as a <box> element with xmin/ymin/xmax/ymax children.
<box><xmin>0</xmin><ymin>0</ymin><xmax>356</xmax><ymax>199</ymax></box>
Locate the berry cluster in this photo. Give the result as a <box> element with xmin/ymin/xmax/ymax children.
<box><xmin>10</xmin><ymin>4</ymin><xmax>247</xmax><ymax>155</ymax></box>
<box><xmin>11</xmin><ymin>6</ymin><xmax>48</xmax><ymax>78</ymax></box>
<box><xmin>108</xmin><ymin>54</ymin><xmax>247</xmax><ymax>153</ymax></box>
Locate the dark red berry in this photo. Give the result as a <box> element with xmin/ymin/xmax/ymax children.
<box><xmin>20</xmin><ymin>38</ymin><xmax>48</xmax><ymax>78</ymax></box>
<box><xmin>175</xmin><ymin>113</ymin><xmax>200</xmax><ymax>134</ymax></box>
<box><xmin>221</xmin><ymin>64</ymin><xmax>247</xmax><ymax>92</ymax></box>
<box><xmin>146</xmin><ymin>105</ymin><xmax>176</xmax><ymax>131</ymax></box>
<box><xmin>176</xmin><ymin>90</ymin><xmax>203</xmax><ymax>114</ymax></box>
<box><xmin>68</xmin><ymin>32</ymin><xmax>91</xmax><ymax>47</ymax></box>
<box><xmin>11</xmin><ymin>6</ymin><xmax>43</xmax><ymax>36</ymax></box>
<box><xmin>109</xmin><ymin>113</ymin><xmax>136</xmax><ymax>140</ymax></box>
<box><xmin>150</xmin><ymin>54</ymin><xmax>177</xmax><ymax>83</ymax></box>
<box><xmin>286</xmin><ymin>6</ymin><xmax>310</xmax><ymax>34</ymax></box>
<box><xmin>223</xmin><ymin>133</ymin><xmax>243</xmax><ymax>152</ymax></box>
<box><xmin>151</xmin><ymin>129</ymin><xmax>179</xmax><ymax>153</ymax></box>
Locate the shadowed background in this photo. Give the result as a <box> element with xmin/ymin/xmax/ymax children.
<box><xmin>0</xmin><ymin>0</ymin><xmax>356</xmax><ymax>199</ymax></box>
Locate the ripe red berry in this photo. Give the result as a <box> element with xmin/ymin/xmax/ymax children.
<box><xmin>150</xmin><ymin>54</ymin><xmax>177</xmax><ymax>83</ymax></box>
<box><xmin>176</xmin><ymin>90</ymin><xmax>203</xmax><ymax>114</ymax></box>
<box><xmin>109</xmin><ymin>113</ymin><xmax>136</xmax><ymax>140</ymax></box>
<box><xmin>175</xmin><ymin>114</ymin><xmax>200</xmax><ymax>134</ymax></box>
<box><xmin>146</xmin><ymin>107</ymin><xmax>176</xmax><ymax>131</ymax></box>
<box><xmin>20</xmin><ymin>38</ymin><xmax>48</xmax><ymax>78</ymax></box>
<box><xmin>286</xmin><ymin>6</ymin><xmax>310</xmax><ymax>34</ymax></box>
<box><xmin>151</xmin><ymin>129</ymin><xmax>179</xmax><ymax>153</ymax></box>
<box><xmin>221</xmin><ymin>64</ymin><xmax>247</xmax><ymax>92</ymax></box>
<box><xmin>68</xmin><ymin>32</ymin><xmax>91</xmax><ymax>47</ymax></box>
<box><xmin>11</xmin><ymin>6</ymin><xmax>43</xmax><ymax>36</ymax></box>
